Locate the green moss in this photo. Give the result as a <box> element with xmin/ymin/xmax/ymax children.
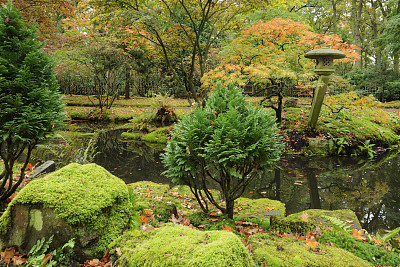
<box><xmin>10</xmin><ymin>163</ymin><xmax>129</xmax><ymax>225</ymax></box>
<box><xmin>188</xmin><ymin>212</ymin><xmax>236</xmax><ymax>231</ymax></box>
<box><xmin>0</xmin><ymin>208</ymin><xmax>11</xmax><ymax>235</ymax></box>
<box><xmin>141</xmin><ymin>126</ymin><xmax>172</xmax><ymax>143</ymax></box>
<box><xmin>0</xmin><ymin>163</ymin><xmax>132</xmax><ymax>257</ymax></box>
<box><xmin>235</xmin><ymin>198</ymin><xmax>285</xmax><ymax>219</ymax></box>
<box><xmin>121</xmin><ymin>132</ymin><xmax>142</xmax><ymax>140</ymax></box>
<box><xmin>135</xmin><ymin>198</ymin><xmax>178</xmax><ymax>223</ymax></box>
<box><xmin>287</xmin><ymin>209</ymin><xmax>362</xmax><ymax>230</ymax></box>
<box><xmin>317</xmin><ymin>230</ymin><xmax>400</xmax><ymax>266</ymax></box>
<box><xmin>249</xmin><ymin>233</ymin><xmax>373</xmax><ymax>267</ymax></box>
<box><xmin>121</xmin><ymin>126</ymin><xmax>173</xmax><ymax>143</ymax></box>
<box><xmin>270</xmin><ymin>216</ymin><xmax>315</xmax><ymax>234</ymax></box>
<box><xmin>109</xmin><ymin>225</ymin><xmax>255</xmax><ymax>267</ymax></box>
<box><xmin>128</xmin><ymin>181</ymin><xmax>170</xmax><ymax>198</ymax></box>
<box><xmin>322</xmin><ymin>116</ymin><xmax>399</xmax><ymax>145</ymax></box>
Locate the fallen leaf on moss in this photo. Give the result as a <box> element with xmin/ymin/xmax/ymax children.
<box><xmin>306</xmin><ymin>241</ymin><xmax>319</xmax><ymax>251</ymax></box>
<box><xmin>222</xmin><ymin>225</ymin><xmax>232</xmax><ymax>232</ymax></box>
<box><xmin>115</xmin><ymin>247</ymin><xmax>122</xmax><ymax>256</ymax></box>
<box><xmin>140</xmin><ymin>225</ymin><xmax>155</xmax><ymax>232</ymax></box>
<box><xmin>301</xmin><ymin>212</ymin><xmax>309</xmax><ymax>222</ymax></box>
<box><xmin>143</xmin><ymin>209</ymin><xmax>153</xmax><ymax>217</ymax></box>
<box><xmin>350</xmin><ymin>228</ymin><xmax>367</xmax><ymax>241</ymax></box>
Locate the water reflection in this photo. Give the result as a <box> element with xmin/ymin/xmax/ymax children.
<box><xmin>246</xmin><ymin>154</ymin><xmax>399</xmax><ymax>233</ymax></box>
<box><xmin>31</xmin><ymin>125</ymin><xmax>399</xmax><ymax>233</ymax></box>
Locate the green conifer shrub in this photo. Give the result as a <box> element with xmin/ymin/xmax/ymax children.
<box><xmin>0</xmin><ymin>1</ymin><xmax>64</xmax><ymax>201</ymax></box>
<box><xmin>162</xmin><ymin>83</ymin><xmax>283</xmax><ymax>218</ymax></box>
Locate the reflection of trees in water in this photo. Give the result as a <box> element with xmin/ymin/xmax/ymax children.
<box><xmin>32</xmin><ymin>131</ymin><xmax>98</xmax><ymax>167</ymax></box>
<box><xmin>93</xmin><ymin>131</ymin><xmax>167</xmax><ymax>184</ymax></box>
<box><xmin>246</xmin><ymin>153</ymin><xmax>399</xmax><ymax>233</ymax></box>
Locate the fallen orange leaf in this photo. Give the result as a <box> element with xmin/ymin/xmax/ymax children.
<box><xmin>143</xmin><ymin>209</ymin><xmax>153</xmax><ymax>217</ymax></box>
<box><xmin>222</xmin><ymin>225</ymin><xmax>232</xmax><ymax>232</ymax></box>
<box><xmin>141</xmin><ymin>214</ymin><xmax>149</xmax><ymax>224</ymax></box>
<box><xmin>350</xmin><ymin>228</ymin><xmax>366</xmax><ymax>241</ymax></box>
<box><xmin>306</xmin><ymin>241</ymin><xmax>319</xmax><ymax>251</ymax></box>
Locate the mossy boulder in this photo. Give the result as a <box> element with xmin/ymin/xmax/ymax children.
<box><xmin>249</xmin><ymin>232</ymin><xmax>373</xmax><ymax>266</ymax></box>
<box><xmin>0</xmin><ymin>163</ymin><xmax>132</xmax><ymax>260</ymax></box>
<box><xmin>287</xmin><ymin>209</ymin><xmax>362</xmax><ymax>230</ymax></box>
<box><xmin>109</xmin><ymin>225</ymin><xmax>255</xmax><ymax>267</ymax></box>
<box><xmin>305</xmin><ymin>138</ymin><xmax>332</xmax><ymax>155</ymax></box>
<box><xmin>270</xmin><ymin>216</ymin><xmax>315</xmax><ymax>234</ymax></box>
<box><xmin>235</xmin><ymin>198</ymin><xmax>285</xmax><ymax>219</ymax></box>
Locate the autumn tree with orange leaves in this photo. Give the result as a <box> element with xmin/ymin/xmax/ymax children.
<box><xmin>86</xmin><ymin>0</ymin><xmax>307</xmax><ymax>104</ymax></box>
<box><xmin>0</xmin><ymin>0</ymin><xmax>76</xmax><ymax>51</ymax></box>
<box><xmin>202</xmin><ymin>18</ymin><xmax>360</xmax><ymax>122</ymax></box>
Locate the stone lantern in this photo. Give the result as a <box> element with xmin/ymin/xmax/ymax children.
<box><xmin>305</xmin><ymin>47</ymin><xmax>346</xmax><ymax>129</ymax></box>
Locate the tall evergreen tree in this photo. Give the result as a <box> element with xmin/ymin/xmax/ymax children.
<box><xmin>0</xmin><ymin>1</ymin><xmax>64</xmax><ymax>201</ymax></box>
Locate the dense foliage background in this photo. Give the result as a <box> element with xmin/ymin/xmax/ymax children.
<box><xmin>2</xmin><ymin>0</ymin><xmax>397</xmax><ymax>103</ymax></box>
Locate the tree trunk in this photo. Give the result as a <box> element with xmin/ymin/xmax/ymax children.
<box><xmin>226</xmin><ymin>199</ymin><xmax>234</xmax><ymax>219</ymax></box>
<box><xmin>351</xmin><ymin>0</ymin><xmax>363</xmax><ymax>68</ymax></box>
<box><xmin>394</xmin><ymin>52</ymin><xmax>399</xmax><ymax>74</ymax></box>
<box><xmin>331</xmin><ymin>0</ymin><xmax>338</xmax><ymax>33</ymax></box>
<box><xmin>276</xmin><ymin>93</ymin><xmax>283</xmax><ymax>124</ymax></box>
<box><xmin>124</xmin><ymin>67</ymin><xmax>130</xmax><ymax>99</ymax></box>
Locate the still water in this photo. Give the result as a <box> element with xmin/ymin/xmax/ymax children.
<box><xmin>32</xmin><ymin>123</ymin><xmax>400</xmax><ymax>233</ymax></box>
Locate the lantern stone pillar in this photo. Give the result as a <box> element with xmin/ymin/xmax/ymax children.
<box><xmin>305</xmin><ymin>47</ymin><xmax>346</xmax><ymax>129</ymax></box>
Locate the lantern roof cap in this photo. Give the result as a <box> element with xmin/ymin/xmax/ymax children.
<box><xmin>304</xmin><ymin>47</ymin><xmax>346</xmax><ymax>59</ymax></box>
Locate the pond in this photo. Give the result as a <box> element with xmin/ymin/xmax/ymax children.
<box><xmin>31</xmin><ymin>123</ymin><xmax>400</xmax><ymax>234</ymax></box>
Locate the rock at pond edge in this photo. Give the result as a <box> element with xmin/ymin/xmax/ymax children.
<box><xmin>0</xmin><ymin>163</ymin><xmax>133</xmax><ymax>260</ymax></box>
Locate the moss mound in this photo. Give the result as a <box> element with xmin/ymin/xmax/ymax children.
<box><xmin>0</xmin><ymin>163</ymin><xmax>132</xmax><ymax>258</ymax></box>
<box><xmin>249</xmin><ymin>232</ymin><xmax>373</xmax><ymax>266</ymax></box>
<box><xmin>235</xmin><ymin>198</ymin><xmax>285</xmax><ymax>219</ymax></box>
<box><xmin>287</xmin><ymin>209</ymin><xmax>362</xmax><ymax>230</ymax></box>
<box><xmin>318</xmin><ymin>230</ymin><xmax>400</xmax><ymax>266</ymax></box>
<box><xmin>110</xmin><ymin>225</ymin><xmax>255</xmax><ymax>267</ymax></box>
<box><xmin>270</xmin><ymin>216</ymin><xmax>315</xmax><ymax>234</ymax></box>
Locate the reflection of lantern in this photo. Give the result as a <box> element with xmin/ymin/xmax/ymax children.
<box><xmin>304</xmin><ymin>47</ymin><xmax>346</xmax><ymax>129</ymax></box>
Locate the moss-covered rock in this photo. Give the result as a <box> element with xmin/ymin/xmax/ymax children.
<box><xmin>235</xmin><ymin>198</ymin><xmax>285</xmax><ymax>219</ymax></box>
<box><xmin>249</xmin><ymin>232</ymin><xmax>373</xmax><ymax>266</ymax></box>
<box><xmin>0</xmin><ymin>163</ymin><xmax>132</xmax><ymax>260</ymax></box>
<box><xmin>270</xmin><ymin>216</ymin><xmax>315</xmax><ymax>234</ymax></box>
<box><xmin>304</xmin><ymin>138</ymin><xmax>332</xmax><ymax>155</ymax></box>
<box><xmin>287</xmin><ymin>209</ymin><xmax>362</xmax><ymax>230</ymax></box>
<box><xmin>317</xmin><ymin>230</ymin><xmax>400</xmax><ymax>266</ymax></box>
<box><xmin>110</xmin><ymin>225</ymin><xmax>255</xmax><ymax>267</ymax></box>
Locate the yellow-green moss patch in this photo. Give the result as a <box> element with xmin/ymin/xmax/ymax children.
<box><xmin>110</xmin><ymin>225</ymin><xmax>255</xmax><ymax>267</ymax></box>
<box><xmin>249</xmin><ymin>232</ymin><xmax>373</xmax><ymax>266</ymax></box>
<box><xmin>8</xmin><ymin>163</ymin><xmax>129</xmax><ymax>225</ymax></box>
<box><xmin>122</xmin><ymin>126</ymin><xmax>173</xmax><ymax>144</ymax></box>
<box><xmin>128</xmin><ymin>181</ymin><xmax>170</xmax><ymax>199</ymax></box>
<box><xmin>235</xmin><ymin>198</ymin><xmax>285</xmax><ymax>219</ymax></box>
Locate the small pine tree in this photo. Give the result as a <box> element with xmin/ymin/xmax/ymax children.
<box><xmin>162</xmin><ymin>83</ymin><xmax>284</xmax><ymax>218</ymax></box>
<box><xmin>0</xmin><ymin>1</ymin><xmax>64</xmax><ymax>201</ymax></box>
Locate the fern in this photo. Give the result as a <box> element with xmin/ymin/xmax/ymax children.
<box><xmin>321</xmin><ymin>215</ymin><xmax>351</xmax><ymax>233</ymax></box>
<box><xmin>29</xmin><ymin>235</ymin><xmax>53</xmax><ymax>256</ymax></box>
<box><xmin>383</xmin><ymin>227</ymin><xmax>400</xmax><ymax>242</ymax></box>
